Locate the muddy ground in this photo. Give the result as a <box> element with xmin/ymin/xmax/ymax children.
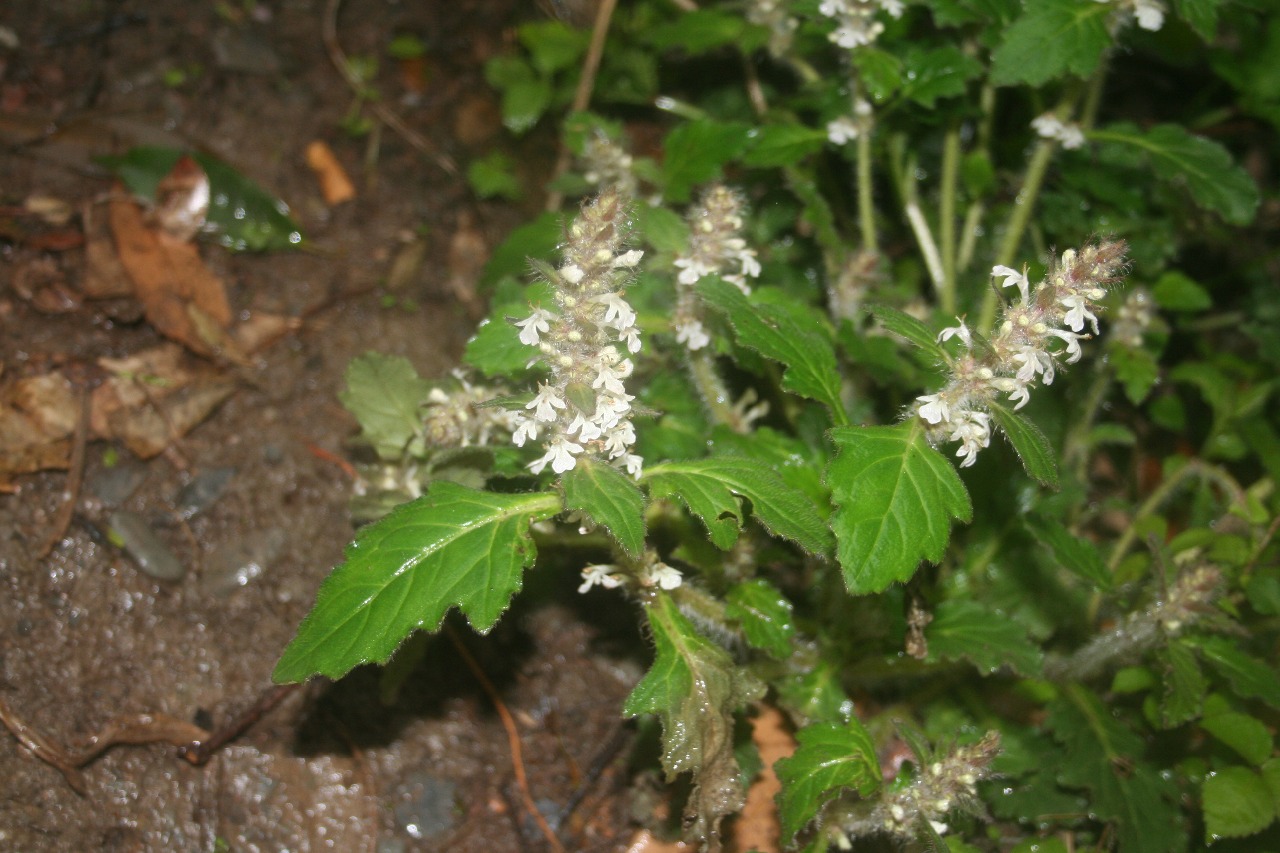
<box><xmin>0</xmin><ymin>2</ymin><xmax>657</xmax><ymax>850</ymax></box>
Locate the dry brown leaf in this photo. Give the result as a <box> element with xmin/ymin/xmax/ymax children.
<box><xmin>0</xmin><ymin>372</ymin><xmax>78</xmax><ymax>479</ymax></box>
<box><xmin>304</xmin><ymin>140</ymin><xmax>356</xmax><ymax>206</ymax></box>
<box><xmin>232</xmin><ymin>310</ymin><xmax>301</xmax><ymax>354</ymax></box>
<box><xmin>728</xmin><ymin>704</ymin><xmax>797</xmax><ymax>853</ymax></box>
<box><xmin>109</xmin><ymin>191</ymin><xmax>234</xmax><ymax>359</ymax></box>
<box><xmin>81</xmin><ymin>200</ymin><xmax>136</xmax><ymax>299</ymax></box>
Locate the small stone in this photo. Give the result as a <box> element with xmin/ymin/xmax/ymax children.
<box><xmin>201</xmin><ymin>528</ymin><xmax>286</xmax><ymax>597</ymax></box>
<box><xmin>87</xmin><ymin>459</ymin><xmax>148</xmax><ymax>508</ymax></box>
<box><xmin>109</xmin><ymin>511</ymin><xmax>184</xmax><ymax>581</ymax></box>
<box><xmin>392</xmin><ymin>772</ymin><xmax>457</xmax><ymax>841</ymax></box>
<box><xmin>175</xmin><ymin>467</ymin><xmax>235</xmax><ymax>520</ymax></box>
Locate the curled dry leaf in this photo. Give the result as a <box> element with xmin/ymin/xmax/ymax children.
<box><xmin>304</xmin><ymin>140</ymin><xmax>356</xmax><ymax>206</ymax></box>
<box><xmin>0</xmin><ymin>372</ymin><xmax>78</xmax><ymax>482</ymax></box>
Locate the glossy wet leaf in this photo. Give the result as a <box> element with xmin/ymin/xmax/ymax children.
<box><xmin>273</xmin><ymin>484</ymin><xmax>560</xmax><ymax>683</ymax></box>
<box><xmin>726</xmin><ymin>579</ymin><xmax>796</xmax><ymax>659</ymax></box>
<box><xmin>926</xmin><ymin>598</ymin><xmax>1044</xmax><ymax>676</ymax></box>
<box><xmin>1202</xmin><ymin>766</ymin><xmax>1276</xmax><ymax>841</ymax></box>
<box><xmin>775</xmin><ymin>719</ymin><xmax>881</xmax><ymax>843</ymax></box>
<box><xmin>561</xmin><ymin>456</ymin><xmax>646</xmax><ymax>558</ymax></box>
<box><xmin>827</xmin><ymin>423</ymin><xmax>972</xmax><ymax>594</ymax></box>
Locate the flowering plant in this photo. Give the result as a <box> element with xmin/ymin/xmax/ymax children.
<box><xmin>277</xmin><ymin>0</ymin><xmax>1279</xmax><ymax>850</ymax></box>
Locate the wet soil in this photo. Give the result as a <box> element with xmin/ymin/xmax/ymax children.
<box><xmin>0</xmin><ymin>2</ymin><xmax>651</xmax><ymax>850</ymax></box>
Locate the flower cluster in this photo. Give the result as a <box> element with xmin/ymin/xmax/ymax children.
<box><xmin>1110</xmin><ymin>286</ymin><xmax>1155</xmax><ymax>348</ymax></box>
<box><xmin>422</xmin><ymin>370</ymin><xmax>521</xmax><ymax>449</ymax></box>
<box><xmin>912</xmin><ymin>242</ymin><xmax>1128</xmax><ymax>467</ymax></box>
<box><xmin>580</xmin><ymin>131</ymin><xmax>638</xmax><ymax>198</ymax></box>
<box><xmin>818</xmin><ymin>0</ymin><xmax>903</xmax><ymax>50</ymax></box>
<box><xmin>1031</xmin><ymin>113</ymin><xmax>1085</xmax><ymax>150</ymax></box>
<box><xmin>510</xmin><ymin>189</ymin><xmax>645</xmax><ymax>479</ymax></box>
<box><xmin>673</xmin><ymin>185</ymin><xmax>761</xmax><ymax>351</ymax></box>
<box><xmin>827</xmin><ymin>99</ymin><xmax>874</xmax><ymax>146</ymax></box>
<box><xmin>578</xmin><ymin>552</ymin><xmax>683</xmax><ymax>594</ymax></box>
<box><xmin>746</xmin><ymin>0</ymin><xmax>799</xmax><ymax>57</ymax></box>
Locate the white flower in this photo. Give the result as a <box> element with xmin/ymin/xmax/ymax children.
<box><xmin>603</xmin><ymin>421</ymin><xmax>637</xmax><ymax>457</ymax></box>
<box><xmin>1032</xmin><ymin>114</ymin><xmax>1065</xmax><ymax>140</ymax></box>
<box><xmin>1047</xmin><ymin>328</ymin><xmax>1084</xmax><ymax>363</ymax></box>
<box><xmin>1012</xmin><ymin>345</ymin><xmax>1055</xmax><ymax>385</ymax></box>
<box><xmin>880</xmin><ymin>0</ymin><xmax>905</xmax><ymax>17</ymax></box>
<box><xmin>819</xmin><ymin>0</ymin><xmax>844</xmax><ymax>16</ymax></box>
<box><xmin>738</xmin><ymin>250</ymin><xmax>762</xmax><ymax>279</ymax></box>
<box><xmin>1133</xmin><ymin>0</ymin><xmax>1164</xmax><ymax>30</ymax></box>
<box><xmin>1060</xmin><ymin>294</ymin><xmax>1099</xmax><ymax>334</ymax></box>
<box><xmin>612</xmin><ymin>249</ymin><xmax>644</xmax><ymax>268</ymax></box>
<box><xmin>529</xmin><ymin>435</ymin><xmax>583</xmax><ymax>475</ymax></box>
<box><xmin>827</xmin><ymin>116</ymin><xmax>861</xmax><ymax>145</ymax></box>
<box><xmin>949</xmin><ymin>411</ymin><xmax>991</xmax><ymax>468</ymax></box>
<box><xmin>512</xmin><ymin>416</ymin><xmax>540</xmax><ymax>447</ymax></box>
<box><xmin>596</xmin><ymin>292</ymin><xmax>637</xmax><ymax>331</ymax></box>
<box><xmin>676</xmin><ymin>320</ymin><xmax>711</xmax><ymax>351</ymax></box>
<box><xmin>527</xmin><ymin>382</ymin><xmax>567</xmax><ymax>422</ymax></box>
<box><xmin>568</xmin><ymin>411</ymin><xmax>603</xmax><ymax>442</ymax></box>
<box><xmin>621</xmin><ymin>453</ymin><xmax>644</xmax><ymax>479</ymax></box>
<box><xmin>937</xmin><ymin>318</ymin><xmax>972</xmax><ymax>348</ymax></box>
<box><xmin>674</xmin><ymin>255</ymin><xmax>715</xmax><ymax>285</ymax></box>
<box><xmin>560</xmin><ymin>264</ymin><xmax>585</xmax><ymax>285</ymax></box>
<box><xmin>993</xmin><ymin>265</ymin><xmax>1030</xmax><ymax>302</ymax></box>
<box><xmin>592</xmin><ymin>360</ymin><xmax>629</xmax><ymax>395</ymax></box>
<box><xmin>643</xmin><ymin>561</ymin><xmax>683</xmax><ymax>590</ymax></box>
<box><xmin>917</xmin><ymin>393</ymin><xmax>951</xmax><ymax>425</ymax></box>
<box><xmin>515</xmin><ymin>309</ymin><xmax>553</xmax><ymax>346</ymax></box>
<box><xmin>593</xmin><ymin>393</ymin><xmax>633</xmax><ymax>431</ymax></box>
<box><xmin>1058</xmin><ymin>124</ymin><xmax>1085</xmax><ymax>150</ymax></box>
<box><xmin>621</xmin><ymin>325</ymin><xmax>642</xmax><ymax>353</ymax></box>
<box><xmin>578</xmin><ymin>563</ymin><xmax>622</xmax><ymax>594</ymax></box>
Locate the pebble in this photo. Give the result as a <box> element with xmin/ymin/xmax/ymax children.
<box><xmin>200</xmin><ymin>527</ymin><xmax>286</xmax><ymax>597</ymax></box>
<box><xmin>108</xmin><ymin>511</ymin><xmax>184</xmax><ymax>581</ymax></box>
<box><xmin>392</xmin><ymin>772</ymin><xmax>458</xmax><ymax>841</ymax></box>
<box><xmin>174</xmin><ymin>467</ymin><xmax>235</xmax><ymax>520</ymax></box>
<box><xmin>87</xmin><ymin>459</ymin><xmax>148</xmax><ymax>508</ymax></box>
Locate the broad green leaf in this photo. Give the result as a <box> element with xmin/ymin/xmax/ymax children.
<box><xmin>464</xmin><ymin>314</ymin><xmax>533</xmax><ymax>378</ymax></box>
<box><xmin>700</xmin><ymin>278</ymin><xmax>845</xmax><ymax>420</ymax></box>
<box><xmin>775</xmin><ymin>719</ymin><xmax>881</xmax><ymax>843</ymax></box>
<box><xmin>709</xmin><ymin>425</ymin><xmax>831</xmax><ymax>512</ymax></box>
<box><xmin>518</xmin><ymin>20</ymin><xmax>589</xmax><ymax>75</ymax></box>
<box><xmin>990</xmin><ymin>0</ymin><xmax>1112</xmax><ymax>86</ymax></box>
<box><xmin>740</xmin><ymin>123</ymin><xmax>829</xmax><ymax>168</ymax></box>
<box><xmin>926</xmin><ymin>599</ymin><xmax>1044</xmax><ymax>676</ymax></box>
<box><xmin>500</xmin><ymin>77</ymin><xmax>552</xmax><ymax>135</ymax></box>
<box><xmin>561</xmin><ymin>456</ymin><xmax>646</xmax><ymax>558</ymax></box>
<box><xmin>899</xmin><ymin>46</ymin><xmax>983</xmax><ymax>108</ymax></box>
<box><xmin>827</xmin><ymin>423</ymin><xmax>972</xmax><ymax>594</ymax></box>
<box><xmin>1091</xmin><ymin>123</ymin><xmax>1260</xmax><ymax>225</ymax></box>
<box><xmin>339</xmin><ymin>353</ymin><xmax>431</xmax><ymax>461</ymax></box>
<box><xmin>775</xmin><ymin>659</ymin><xmax>851</xmax><ymax>725</ymax></box>
<box><xmin>1174</xmin><ymin>0</ymin><xmax>1222</xmax><ymax>40</ymax></box>
<box><xmin>853</xmin><ymin>48</ymin><xmax>903</xmax><ymax>101</ymax></box>
<box><xmin>1201</xmin><ymin>709</ymin><xmax>1275</xmax><ymax>766</ymax></box>
<box><xmin>1159</xmin><ymin>641</ymin><xmax>1207</xmax><ymax>728</ymax></box>
<box><xmin>987</xmin><ymin>401</ymin><xmax>1060</xmax><ymax>488</ymax></box>
<box><xmin>1202</xmin><ymin>766</ymin><xmax>1277</xmax><ymax>841</ymax></box>
<box><xmin>480</xmin><ymin>213</ymin><xmax>561</xmax><ymax>288</ymax></box>
<box><xmin>1025</xmin><ymin>514</ymin><xmax>1112</xmax><ymax>589</ymax></box>
<box><xmin>467</xmin><ymin>150</ymin><xmax>522</xmax><ymax>201</ymax></box>
<box><xmin>644</xmin><ymin>456</ymin><xmax>835</xmax><ymax>555</ymax></box>
<box><xmin>634</xmin><ymin>203</ymin><xmax>690</xmax><ymax>254</ymax></box>
<box><xmin>867</xmin><ymin>305</ymin><xmax>948</xmax><ymax>363</ymax></box>
<box><xmin>1048</xmin><ymin>687</ymin><xmax>1184</xmax><ymax>853</ymax></box>
<box><xmin>726</xmin><ymin>579</ymin><xmax>796</xmax><ymax>659</ymax></box>
<box><xmin>1192</xmin><ymin>635</ymin><xmax>1280</xmax><ymax>708</ymax></box>
<box><xmin>99</xmin><ymin>146</ymin><xmax>304</xmax><ymax>251</ymax></box>
<box><xmin>784</xmin><ymin>167</ymin><xmax>842</xmax><ymax>254</ymax></box>
<box><xmin>644</xmin><ymin>9</ymin><xmax>747</xmax><ymax>53</ymax></box>
<box><xmin>1264</xmin><ymin>757</ymin><xmax>1280</xmax><ymax>809</ymax></box>
<box><xmin>624</xmin><ymin>593</ymin><xmax>765</xmax><ymax>842</ymax></box>
<box><xmin>273</xmin><ymin>484</ymin><xmax>560</xmax><ymax>683</ymax></box>
<box><xmin>661</xmin><ymin>120</ymin><xmax>753</xmax><ymax>203</ymax></box>
<box><xmin>1153</xmin><ymin>271</ymin><xmax>1212</xmax><ymax>312</ymax></box>
<box><xmin>1110</xmin><ymin>345</ymin><xmax>1160</xmax><ymax>405</ymax></box>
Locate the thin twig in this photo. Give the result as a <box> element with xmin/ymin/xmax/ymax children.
<box><xmin>38</xmin><ymin>387</ymin><xmax>90</xmax><ymax>559</ymax></box>
<box><xmin>544</xmin><ymin>0</ymin><xmax>620</xmax><ymax>212</ymax></box>
<box><xmin>322</xmin><ymin>0</ymin><xmax>459</xmax><ymax>178</ymax></box>
<box><xmin>179</xmin><ymin>684</ymin><xmax>298</xmax><ymax>765</ymax></box>
<box><xmin>0</xmin><ymin>696</ymin><xmax>88</xmax><ymax>794</ymax></box>
<box><xmin>446</xmin><ymin>624</ymin><xmax>566</xmax><ymax>853</ymax></box>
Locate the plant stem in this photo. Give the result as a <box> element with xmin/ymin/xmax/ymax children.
<box><xmin>939</xmin><ymin>125</ymin><xmax>960</xmax><ymax>314</ymax></box>
<box><xmin>857</xmin><ymin>129</ymin><xmax>878</xmax><ymax>254</ymax></box>
<box><xmin>688</xmin><ymin>350</ymin><xmax>745</xmax><ymax>431</ymax></box>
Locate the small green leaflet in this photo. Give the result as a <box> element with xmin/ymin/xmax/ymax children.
<box><xmin>1201</xmin><ymin>766</ymin><xmax>1277</xmax><ymax>841</ymax></box>
<box><xmin>623</xmin><ymin>593</ymin><xmax>765</xmax><ymax>842</ymax></box>
<box><xmin>774</xmin><ymin>719</ymin><xmax>881</xmax><ymax>843</ymax></box>
<box><xmin>561</xmin><ymin>457</ymin><xmax>646</xmax><ymax>559</ymax></box>
<box><xmin>1025</xmin><ymin>514</ymin><xmax>1112</xmax><ymax>589</ymax></box>
<box><xmin>726</xmin><ymin>579</ymin><xmax>796</xmax><ymax>659</ymax></box>
<box><xmin>1091</xmin><ymin>123</ymin><xmax>1260</xmax><ymax>225</ymax></box>
<box><xmin>660</xmin><ymin>120</ymin><xmax>752</xmax><ymax>203</ymax></box>
<box><xmin>1200</xmin><ymin>705</ymin><xmax>1274</xmax><ymax>766</ymax></box>
<box><xmin>867</xmin><ymin>305</ymin><xmax>948</xmax><ymax>364</ymax></box>
<box><xmin>827</xmin><ymin>423</ymin><xmax>972</xmax><ymax>594</ymax></box>
<box><xmin>1191</xmin><ymin>635</ymin><xmax>1280</xmax><ymax>708</ymax></box>
<box><xmin>272</xmin><ymin>484</ymin><xmax>560</xmax><ymax>683</ymax></box>
<box><xmin>339</xmin><ymin>353</ymin><xmax>431</xmax><ymax>461</ymax></box>
<box><xmin>1157</xmin><ymin>640</ymin><xmax>1206</xmax><ymax>728</ymax></box>
<box><xmin>699</xmin><ymin>278</ymin><xmax>846</xmax><ymax>423</ymax></box>
<box><xmin>987</xmin><ymin>401</ymin><xmax>1060</xmax><ymax>488</ymax></box>
<box><xmin>740</xmin><ymin>123</ymin><xmax>829</xmax><ymax>169</ymax></box>
<box><xmin>926</xmin><ymin>599</ymin><xmax>1044</xmax><ymax>677</ymax></box>
<box><xmin>643</xmin><ymin>455</ymin><xmax>834</xmax><ymax>555</ymax></box>
<box><xmin>990</xmin><ymin>0</ymin><xmax>1112</xmax><ymax>86</ymax></box>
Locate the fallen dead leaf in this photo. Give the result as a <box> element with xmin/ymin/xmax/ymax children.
<box><xmin>0</xmin><ymin>372</ymin><xmax>77</xmax><ymax>482</ymax></box>
<box><xmin>81</xmin><ymin>199</ymin><xmax>136</xmax><ymax>299</ymax></box>
<box><xmin>304</xmin><ymin>140</ymin><xmax>356</xmax><ymax>206</ymax></box>
<box><xmin>109</xmin><ymin>189</ymin><xmax>236</xmax><ymax>360</ymax></box>
<box><xmin>232</xmin><ymin>310</ymin><xmax>301</xmax><ymax>354</ymax></box>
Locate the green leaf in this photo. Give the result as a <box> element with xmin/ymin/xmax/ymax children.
<box><xmin>660</xmin><ymin>121</ymin><xmax>753</xmax><ymax>203</ymax></box>
<box><xmin>634</xmin><ymin>204</ymin><xmax>690</xmax><ymax>254</ymax></box>
<box><xmin>926</xmin><ymin>599</ymin><xmax>1044</xmax><ymax>676</ymax></box>
<box><xmin>1025</xmin><ymin>514</ymin><xmax>1112</xmax><ymax>589</ymax></box>
<box><xmin>1091</xmin><ymin>123</ymin><xmax>1260</xmax><ymax>225</ymax></box>
<box><xmin>480</xmin><ymin>212</ymin><xmax>561</xmax><ymax>288</ymax></box>
<box><xmin>1202</xmin><ymin>766</ymin><xmax>1277</xmax><ymax>841</ymax></box>
<box><xmin>987</xmin><ymin>401</ymin><xmax>1060</xmax><ymax>488</ymax></box>
<box><xmin>518</xmin><ymin>19</ymin><xmax>589</xmax><ymax>75</ymax></box>
<box><xmin>1202</xmin><ymin>709</ymin><xmax>1275</xmax><ymax>766</ymax></box>
<box><xmin>853</xmin><ymin>48</ymin><xmax>903</xmax><ymax>101</ymax></box>
<box><xmin>990</xmin><ymin>0</ymin><xmax>1112</xmax><ymax>86</ymax></box>
<box><xmin>624</xmin><ymin>593</ymin><xmax>765</xmax><ymax>842</ymax></box>
<box><xmin>464</xmin><ymin>314</ymin><xmax>533</xmax><ymax>378</ymax></box>
<box><xmin>1153</xmin><ymin>271</ymin><xmax>1212</xmax><ymax>312</ymax></box>
<box><xmin>561</xmin><ymin>456</ymin><xmax>646</xmax><ymax>558</ymax></box>
<box><xmin>467</xmin><ymin>150</ymin><xmax>522</xmax><ymax>200</ymax></box>
<box><xmin>644</xmin><ymin>456</ymin><xmax>835</xmax><ymax>555</ymax></box>
<box><xmin>1159</xmin><ymin>641</ymin><xmax>1207</xmax><ymax>728</ymax></box>
<box><xmin>700</xmin><ymin>279</ymin><xmax>845</xmax><ymax>420</ymax></box>
<box><xmin>273</xmin><ymin>484</ymin><xmax>560</xmax><ymax>683</ymax></box>
<box><xmin>1048</xmin><ymin>687</ymin><xmax>1184</xmax><ymax>853</ymax></box>
<box><xmin>867</xmin><ymin>305</ymin><xmax>948</xmax><ymax>363</ymax></box>
<box><xmin>1174</xmin><ymin>0</ymin><xmax>1222</xmax><ymax>40</ymax></box>
<box><xmin>899</xmin><ymin>46</ymin><xmax>983</xmax><ymax>108</ymax></box>
<box><xmin>1110</xmin><ymin>345</ymin><xmax>1161</xmax><ymax>405</ymax></box>
<box><xmin>726</xmin><ymin>579</ymin><xmax>796</xmax><ymax>659</ymax></box>
<box><xmin>827</xmin><ymin>423</ymin><xmax>972</xmax><ymax>594</ymax></box>
<box><xmin>1192</xmin><ymin>635</ymin><xmax>1280</xmax><ymax>708</ymax></box>
<box><xmin>339</xmin><ymin>353</ymin><xmax>431</xmax><ymax>461</ymax></box>
<box><xmin>644</xmin><ymin>9</ymin><xmax>746</xmax><ymax>53</ymax></box>
<box><xmin>740</xmin><ymin>123</ymin><xmax>829</xmax><ymax>168</ymax></box>
<box><xmin>775</xmin><ymin>659</ymin><xmax>851</xmax><ymax>725</ymax></box>
<box><xmin>775</xmin><ymin>719</ymin><xmax>881</xmax><ymax>843</ymax></box>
